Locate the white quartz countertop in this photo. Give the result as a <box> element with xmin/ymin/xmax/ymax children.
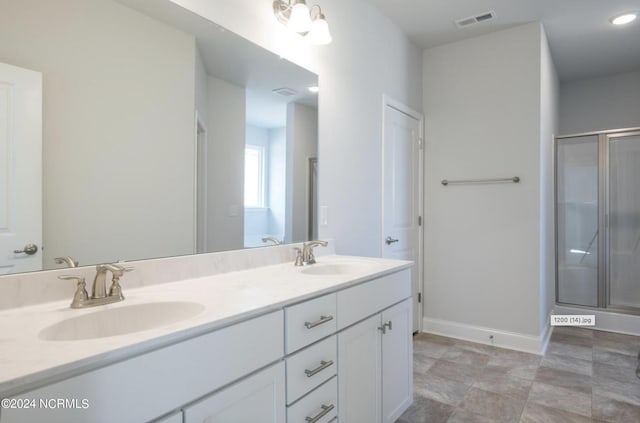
<box><xmin>0</xmin><ymin>255</ymin><xmax>411</xmax><ymax>397</ymax></box>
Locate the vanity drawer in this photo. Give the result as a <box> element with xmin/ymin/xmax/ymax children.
<box><xmin>286</xmin><ymin>335</ymin><xmax>337</xmax><ymax>404</ymax></box>
<box><xmin>285</xmin><ymin>293</ymin><xmax>336</xmax><ymax>353</ymax></box>
<box><xmin>337</xmin><ymin>269</ymin><xmax>411</xmax><ymax>330</ymax></box>
<box><xmin>287</xmin><ymin>377</ymin><xmax>338</xmax><ymax>423</ymax></box>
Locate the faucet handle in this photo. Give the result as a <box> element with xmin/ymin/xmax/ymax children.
<box><xmin>293</xmin><ymin>247</ymin><xmax>304</xmax><ymax>267</ymax></box>
<box><xmin>58</xmin><ymin>275</ymin><xmax>85</xmax><ymax>283</ymax></box>
<box><xmin>59</xmin><ymin>275</ymin><xmax>89</xmax><ymax>308</ymax></box>
<box><xmin>107</xmin><ymin>266</ymin><xmax>133</xmax><ymax>300</ymax></box>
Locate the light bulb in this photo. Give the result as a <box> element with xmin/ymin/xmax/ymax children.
<box><xmin>611</xmin><ymin>13</ymin><xmax>637</xmax><ymax>25</ymax></box>
<box><xmin>308</xmin><ymin>15</ymin><xmax>332</xmax><ymax>45</ymax></box>
<box><xmin>288</xmin><ymin>2</ymin><xmax>312</xmax><ymax>33</ymax></box>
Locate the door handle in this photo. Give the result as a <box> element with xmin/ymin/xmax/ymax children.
<box><xmin>14</xmin><ymin>243</ymin><xmax>38</xmax><ymax>255</ymax></box>
<box><xmin>385</xmin><ymin>236</ymin><xmax>399</xmax><ymax>245</ymax></box>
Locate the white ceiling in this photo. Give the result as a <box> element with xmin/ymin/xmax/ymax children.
<box><xmin>365</xmin><ymin>0</ymin><xmax>640</xmax><ymax>81</ymax></box>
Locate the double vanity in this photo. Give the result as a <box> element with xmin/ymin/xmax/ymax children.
<box><xmin>0</xmin><ymin>245</ymin><xmax>413</xmax><ymax>423</ymax></box>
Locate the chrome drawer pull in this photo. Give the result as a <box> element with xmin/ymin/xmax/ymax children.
<box><xmin>305</xmin><ymin>359</ymin><xmax>334</xmax><ymax>377</ymax></box>
<box><xmin>304</xmin><ymin>315</ymin><xmax>334</xmax><ymax>329</ymax></box>
<box><xmin>305</xmin><ymin>404</ymin><xmax>335</xmax><ymax>423</ymax></box>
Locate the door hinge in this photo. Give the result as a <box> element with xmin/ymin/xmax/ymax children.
<box><xmin>418</xmin><ymin>216</ymin><xmax>422</xmax><ymax>226</ymax></box>
<box><xmin>418</xmin><ymin>292</ymin><xmax>422</xmax><ymax>303</ymax></box>
<box><xmin>418</xmin><ymin>137</ymin><xmax>424</xmax><ymax>149</ymax></box>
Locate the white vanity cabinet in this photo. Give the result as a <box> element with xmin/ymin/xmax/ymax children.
<box><xmin>337</xmin><ymin>271</ymin><xmax>413</xmax><ymax>423</ymax></box>
<box><xmin>183</xmin><ymin>362</ymin><xmax>285</xmax><ymax>423</ymax></box>
<box><xmin>1</xmin><ymin>264</ymin><xmax>413</xmax><ymax>423</ymax></box>
<box><xmin>281</xmin><ymin>268</ymin><xmax>412</xmax><ymax>423</ymax></box>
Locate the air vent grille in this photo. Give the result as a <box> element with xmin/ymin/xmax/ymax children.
<box><xmin>455</xmin><ymin>10</ymin><xmax>496</xmax><ymax>28</ymax></box>
<box><xmin>272</xmin><ymin>87</ymin><xmax>298</xmax><ymax>97</ymax></box>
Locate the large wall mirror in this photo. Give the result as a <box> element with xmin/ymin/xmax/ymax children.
<box><xmin>0</xmin><ymin>0</ymin><xmax>319</xmax><ymax>275</ymax></box>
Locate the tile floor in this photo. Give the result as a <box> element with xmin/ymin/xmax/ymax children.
<box><xmin>397</xmin><ymin>327</ymin><xmax>640</xmax><ymax>423</ymax></box>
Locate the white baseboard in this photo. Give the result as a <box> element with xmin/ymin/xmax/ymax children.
<box><xmin>422</xmin><ymin>317</ymin><xmax>550</xmax><ymax>355</ymax></box>
<box><xmin>553</xmin><ymin>305</ymin><xmax>640</xmax><ymax>336</ymax></box>
<box><xmin>539</xmin><ymin>315</ymin><xmax>553</xmax><ymax>355</ymax></box>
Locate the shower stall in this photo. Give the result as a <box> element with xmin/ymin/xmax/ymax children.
<box><xmin>556</xmin><ymin>128</ymin><xmax>640</xmax><ymax>314</ymax></box>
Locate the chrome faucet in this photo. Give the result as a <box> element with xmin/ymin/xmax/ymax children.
<box><xmin>261</xmin><ymin>237</ymin><xmax>282</xmax><ymax>246</ymax></box>
<box><xmin>59</xmin><ymin>263</ymin><xmax>132</xmax><ymax>308</ymax></box>
<box><xmin>54</xmin><ymin>256</ymin><xmax>78</xmax><ymax>268</ymax></box>
<box><xmin>299</xmin><ymin>240</ymin><xmax>328</xmax><ymax>265</ymax></box>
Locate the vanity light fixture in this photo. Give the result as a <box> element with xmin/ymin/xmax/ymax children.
<box><xmin>610</xmin><ymin>12</ymin><xmax>637</xmax><ymax>25</ymax></box>
<box><xmin>273</xmin><ymin>0</ymin><xmax>332</xmax><ymax>45</ymax></box>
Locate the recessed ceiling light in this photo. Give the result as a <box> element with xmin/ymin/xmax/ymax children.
<box><xmin>307</xmin><ymin>86</ymin><xmax>319</xmax><ymax>93</ymax></box>
<box><xmin>610</xmin><ymin>12</ymin><xmax>637</xmax><ymax>25</ymax></box>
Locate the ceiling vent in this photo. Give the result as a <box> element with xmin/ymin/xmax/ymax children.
<box><xmin>455</xmin><ymin>11</ymin><xmax>496</xmax><ymax>28</ymax></box>
<box><xmin>272</xmin><ymin>87</ymin><xmax>298</xmax><ymax>97</ymax></box>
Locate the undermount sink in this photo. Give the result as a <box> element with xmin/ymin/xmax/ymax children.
<box><xmin>300</xmin><ymin>262</ymin><xmax>370</xmax><ymax>276</ymax></box>
<box><xmin>39</xmin><ymin>301</ymin><xmax>205</xmax><ymax>341</ymax></box>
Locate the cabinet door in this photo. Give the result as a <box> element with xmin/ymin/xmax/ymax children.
<box><xmin>183</xmin><ymin>362</ymin><xmax>285</xmax><ymax>423</ymax></box>
<box><xmin>381</xmin><ymin>298</ymin><xmax>413</xmax><ymax>423</ymax></box>
<box><xmin>337</xmin><ymin>314</ymin><xmax>381</xmax><ymax>423</ymax></box>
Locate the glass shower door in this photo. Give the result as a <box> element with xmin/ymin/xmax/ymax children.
<box><xmin>607</xmin><ymin>132</ymin><xmax>640</xmax><ymax>309</ymax></box>
<box><xmin>556</xmin><ymin>136</ymin><xmax>599</xmax><ymax>306</ymax></box>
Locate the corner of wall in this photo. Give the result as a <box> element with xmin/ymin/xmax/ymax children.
<box><xmin>538</xmin><ymin>22</ymin><xmax>559</xmax><ymax>338</ymax></box>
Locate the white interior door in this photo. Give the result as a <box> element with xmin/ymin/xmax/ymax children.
<box><xmin>0</xmin><ymin>62</ymin><xmax>42</xmax><ymax>274</ymax></box>
<box><xmin>382</xmin><ymin>99</ymin><xmax>423</xmax><ymax>332</ymax></box>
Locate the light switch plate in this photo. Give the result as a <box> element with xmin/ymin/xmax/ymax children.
<box><xmin>320</xmin><ymin>206</ymin><xmax>328</xmax><ymax>226</ymax></box>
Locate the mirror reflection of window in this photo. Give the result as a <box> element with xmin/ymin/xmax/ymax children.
<box><xmin>244</xmin><ymin>145</ymin><xmax>266</xmax><ymax>209</ymax></box>
<box><xmin>243</xmin><ymin>120</ymin><xmax>289</xmax><ymax>248</ymax></box>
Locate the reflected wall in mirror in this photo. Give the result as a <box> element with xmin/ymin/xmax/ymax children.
<box><xmin>0</xmin><ymin>0</ymin><xmax>318</xmax><ymax>275</ymax></box>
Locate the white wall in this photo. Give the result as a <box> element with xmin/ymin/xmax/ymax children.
<box><xmin>286</xmin><ymin>103</ymin><xmax>318</xmax><ymax>243</ymax></box>
<box><xmin>539</xmin><ymin>27</ymin><xmax>559</xmax><ymax>337</ymax></box>
<box><xmin>423</xmin><ymin>23</ymin><xmax>554</xmax><ymax>350</ymax></box>
<box><xmin>205</xmin><ymin>76</ymin><xmax>245</xmax><ymax>252</ymax></box>
<box><xmin>194</xmin><ymin>48</ymin><xmax>208</xmax><ymax>120</ymax></box>
<box><xmin>0</xmin><ymin>0</ymin><xmax>196</xmax><ymax>267</ymax></box>
<box><xmin>559</xmin><ymin>70</ymin><xmax>640</xmax><ymax>135</ymax></box>
<box><xmin>169</xmin><ymin>0</ymin><xmax>423</xmax><ymax>256</ymax></box>
<box><xmin>269</xmin><ymin>128</ymin><xmax>287</xmax><ymax>241</ymax></box>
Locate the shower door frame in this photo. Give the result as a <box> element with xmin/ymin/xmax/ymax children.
<box><xmin>555</xmin><ymin>127</ymin><xmax>640</xmax><ymax>315</ymax></box>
